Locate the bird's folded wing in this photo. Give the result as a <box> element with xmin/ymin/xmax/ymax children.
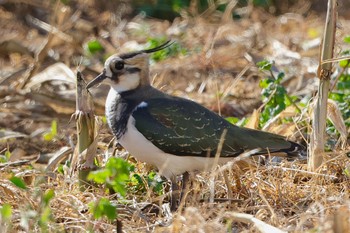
<box><xmin>132</xmin><ymin>97</ymin><xmax>243</xmax><ymax>157</ymax></box>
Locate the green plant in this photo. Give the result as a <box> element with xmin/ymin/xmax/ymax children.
<box><xmin>147</xmin><ymin>171</ymin><xmax>164</xmax><ymax>194</ymax></box>
<box><xmin>0</xmin><ymin>149</ymin><xmax>11</xmax><ymax>163</ymax></box>
<box><xmin>38</xmin><ymin>189</ymin><xmax>55</xmax><ymax>232</ymax></box>
<box><xmin>327</xmin><ymin>49</ymin><xmax>350</xmax><ymax>135</ymax></box>
<box><xmin>343</xmin><ymin>35</ymin><xmax>350</xmax><ymax>44</ymax></box>
<box><xmin>0</xmin><ymin>203</ymin><xmax>12</xmax><ymax>232</ymax></box>
<box><xmin>9</xmin><ymin>176</ymin><xmax>27</xmax><ymax>190</ymax></box>
<box><xmin>88</xmin><ymin>198</ymin><xmax>116</xmax><ymax>221</ymax></box>
<box><xmin>43</xmin><ymin>120</ymin><xmax>58</xmax><ymax>141</ymax></box>
<box><xmin>257</xmin><ymin>60</ymin><xmax>298</xmax><ymax>127</ymax></box>
<box><xmin>87</xmin><ymin>157</ymin><xmax>133</xmax><ymax>222</ymax></box>
<box><xmin>147</xmin><ymin>37</ymin><xmax>187</xmax><ymax>62</ymax></box>
<box><xmin>7</xmin><ymin>176</ymin><xmax>56</xmax><ymax>232</ymax></box>
<box><xmin>130</xmin><ymin>171</ymin><xmax>164</xmax><ymax>195</ymax></box>
<box><xmin>84</xmin><ymin>40</ymin><xmax>105</xmax><ymax>55</ymax></box>
<box><xmin>0</xmin><ymin>203</ymin><xmax>12</xmax><ymax>222</ymax></box>
<box><xmin>87</xmin><ymin>157</ymin><xmax>134</xmax><ymax>196</ymax></box>
<box><xmin>225</xmin><ymin>116</ymin><xmax>248</xmax><ymax>127</ymax></box>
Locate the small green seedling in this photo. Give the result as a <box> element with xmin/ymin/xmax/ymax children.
<box><xmin>257</xmin><ymin>60</ymin><xmax>298</xmax><ymax>127</ymax></box>
<box><xmin>87</xmin><ymin>157</ymin><xmax>134</xmax><ymax>196</ymax></box>
<box><xmin>0</xmin><ymin>203</ymin><xmax>12</xmax><ymax>221</ymax></box>
<box><xmin>43</xmin><ymin>120</ymin><xmax>58</xmax><ymax>141</ymax></box>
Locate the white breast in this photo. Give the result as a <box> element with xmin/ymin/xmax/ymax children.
<box><xmin>118</xmin><ymin>116</ymin><xmax>234</xmax><ymax>180</ymax></box>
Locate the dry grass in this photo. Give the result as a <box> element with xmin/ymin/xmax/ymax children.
<box><xmin>0</xmin><ymin>1</ymin><xmax>350</xmax><ymax>232</ymax></box>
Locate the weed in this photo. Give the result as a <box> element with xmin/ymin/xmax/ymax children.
<box><xmin>257</xmin><ymin>60</ymin><xmax>298</xmax><ymax>127</ymax></box>
<box><xmin>87</xmin><ymin>157</ymin><xmax>134</xmax><ymax>197</ymax></box>
<box><xmin>43</xmin><ymin>120</ymin><xmax>58</xmax><ymax>141</ymax></box>
<box><xmin>147</xmin><ymin>37</ymin><xmax>186</xmax><ymax>62</ymax></box>
<box><xmin>0</xmin><ymin>149</ymin><xmax>11</xmax><ymax>163</ymax></box>
<box><xmin>88</xmin><ymin>197</ymin><xmax>116</xmax><ymax>221</ymax></box>
<box><xmin>85</xmin><ymin>40</ymin><xmax>105</xmax><ymax>55</ymax></box>
<box><xmin>9</xmin><ymin>176</ymin><xmax>27</xmax><ymax>190</ymax></box>
<box><xmin>0</xmin><ymin>203</ymin><xmax>12</xmax><ymax>232</ymax></box>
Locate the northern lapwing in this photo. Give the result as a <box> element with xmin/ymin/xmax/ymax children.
<box><xmin>87</xmin><ymin>41</ymin><xmax>303</xmax><ymax>209</ymax></box>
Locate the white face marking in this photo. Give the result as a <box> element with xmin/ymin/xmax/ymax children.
<box><xmin>101</xmin><ymin>55</ymin><xmax>141</xmax><ymax>93</ymax></box>
<box><xmin>110</xmin><ymin>72</ymin><xmax>140</xmax><ymax>93</ymax></box>
<box><xmin>104</xmin><ymin>55</ymin><xmax>118</xmax><ymax>77</ymax></box>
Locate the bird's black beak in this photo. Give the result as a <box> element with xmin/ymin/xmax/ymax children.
<box><xmin>86</xmin><ymin>69</ymin><xmax>107</xmax><ymax>89</ymax></box>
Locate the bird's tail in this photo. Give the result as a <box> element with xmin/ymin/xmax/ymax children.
<box><xmin>252</xmin><ymin>140</ymin><xmax>306</xmax><ymax>161</ymax></box>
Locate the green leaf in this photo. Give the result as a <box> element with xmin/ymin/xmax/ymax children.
<box><xmin>39</xmin><ymin>206</ymin><xmax>52</xmax><ymax>226</ymax></box>
<box><xmin>225</xmin><ymin>117</ymin><xmax>239</xmax><ymax>125</ymax></box>
<box><xmin>51</xmin><ymin>120</ymin><xmax>57</xmax><ymax>136</ymax></box>
<box><xmin>43</xmin><ymin>189</ymin><xmax>55</xmax><ymax>206</ymax></box>
<box><xmin>9</xmin><ymin>176</ymin><xmax>27</xmax><ymax>189</ymax></box>
<box><xmin>147</xmin><ymin>171</ymin><xmax>163</xmax><ymax>194</ymax></box>
<box><xmin>344</xmin><ymin>36</ymin><xmax>350</xmax><ymax>44</ymax></box>
<box><xmin>0</xmin><ymin>203</ymin><xmax>12</xmax><ymax>220</ymax></box>
<box><xmin>86</xmin><ymin>40</ymin><xmax>104</xmax><ymax>54</ymax></box>
<box><xmin>147</xmin><ymin>37</ymin><xmax>185</xmax><ymax>62</ymax></box>
<box><xmin>131</xmin><ymin>173</ymin><xmax>143</xmax><ymax>186</ymax></box>
<box><xmin>329</xmin><ymin>92</ymin><xmax>344</xmax><ymax>102</ymax></box>
<box><xmin>43</xmin><ymin>132</ymin><xmax>53</xmax><ymax>141</ymax></box>
<box><xmin>259</xmin><ymin>78</ymin><xmax>273</xmax><ymax>89</ymax></box>
<box><xmin>0</xmin><ymin>155</ymin><xmax>7</xmax><ymax>163</ymax></box>
<box><xmin>256</xmin><ymin>60</ymin><xmax>272</xmax><ymax>71</ymax></box>
<box><xmin>259</xmin><ymin>72</ymin><xmax>288</xmax><ymax>127</ymax></box>
<box><xmin>276</xmin><ymin>72</ymin><xmax>285</xmax><ymax>82</ymax></box>
<box><xmin>88</xmin><ymin>169</ymin><xmax>112</xmax><ymax>184</ymax></box>
<box><xmin>101</xmin><ymin>116</ymin><xmax>107</xmax><ymax>124</ymax></box>
<box><xmin>57</xmin><ymin>164</ymin><xmax>64</xmax><ymax>174</ymax></box>
<box><xmin>87</xmin><ymin>158</ymin><xmax>134</xmax><ymax>196</ymax></box>
<box><xmin>340</xmin><ymin>60</ymin><xmax>350</xmax><ymax>68</ymax></box>
<box><xmin>344</xmin><ymin>167</ymin><xmax>350</xmax><ymax>177</ymax></box>
<box><xmin>337</xmin><ymin>81</ymin><xmax>350</xmax><ymax>90</ymax></box>
<box><xmin>89</xmin><ymin>198</ymin><xmax>116</xmax><ymax>220</ymax></box>
<box><xmin>43</xmin><ymin>120</ymin><xmax>58</xmax><ymax>141</ymax></box>
<box><xmin>5</xmin><ymin>150</ymin><xmax>11</xmax><ymax>160</ymax></box>
<box><xmin>339</xmin><ymin>50</ymin><xmax>350</xmax><ymax>67</ymax></box>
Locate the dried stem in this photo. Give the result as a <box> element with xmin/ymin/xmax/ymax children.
<box><xmin>308</xmin><ymin>0</ymin><xmax>337</xmax><ymax>171</ymax></box>
<box><xmin>71</xmin><ymin>71</ymin><xmax>98</xmax><ymax>190</ymax></box>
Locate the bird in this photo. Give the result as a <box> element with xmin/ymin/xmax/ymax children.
<box><xmin>86</xmin><ymin>40</ymin><xmax>304</xmax><ymax>209</ymax></box>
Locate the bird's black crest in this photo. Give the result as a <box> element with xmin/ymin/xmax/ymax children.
<box><xmin>119</xmin><ymin>40</ymin><xmax>174</xmax><ymax>60</ymax></box>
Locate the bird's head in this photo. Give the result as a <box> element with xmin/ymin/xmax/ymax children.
<box><xmin>86</xmin><ymin>41</ymin><xmax>173</xmax><ymax>92</ymax></box>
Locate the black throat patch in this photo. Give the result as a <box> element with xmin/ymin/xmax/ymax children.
<box><xmin>107</xmin><ymin>89</ymin><xmax>142</xmax><ymax>139</ymax></box>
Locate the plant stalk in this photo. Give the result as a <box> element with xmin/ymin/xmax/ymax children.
<box><xmin>308</xmin><ymin>0</ymin><xmax>337</xmax><ymax>171</ymax></box>
<box><xmin>73</xmin><ymin>71</ymin><xmax>98</xmax><ymax>190</ymax></box>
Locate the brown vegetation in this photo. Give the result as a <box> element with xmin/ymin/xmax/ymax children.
<box><xmin>0</xmin><ymin>1</ymin><xmax>349</xmax><ymax>232</ymax></box>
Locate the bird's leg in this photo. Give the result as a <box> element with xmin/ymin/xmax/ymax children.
<box><xmin>170</xmin><ymin>172</ymin><xmax>190</xmax><ymax>211</ymax></box>
<box><xmin>170</xmin><ymin>179</ymin><xmax>180</xmax><ymax>211</ymax></box>
<box><xmin>179</xmin><ymin>172</ymin><xmax>190</xmax><ymax>205</ymax></box>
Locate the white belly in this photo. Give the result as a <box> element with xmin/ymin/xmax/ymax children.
<box><xmin>118</xmin><ymin>116</ymin><xmax>234</xmax><ymax>180</ymax></box>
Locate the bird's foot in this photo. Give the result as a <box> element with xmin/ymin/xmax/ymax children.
<box><xmin>170</xmin><ymin>172</ymin><xmax>190</xmax><ymax>211</ymax></box>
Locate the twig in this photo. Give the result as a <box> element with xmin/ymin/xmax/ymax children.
<box><xmin>209</xmin><ymin>129</ymin><xmax>227</xmax><ymax>203</ymax></box>
<box><xmin>223</xmin><ymin>212</ymin><xmax>287</xmax><ymax>233</ymax></box>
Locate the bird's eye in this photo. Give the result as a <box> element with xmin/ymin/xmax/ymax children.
<box><xmin>114</xmin><ymin>61</ymin><xmax>124</xmax><ymax>70</ymax></box>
